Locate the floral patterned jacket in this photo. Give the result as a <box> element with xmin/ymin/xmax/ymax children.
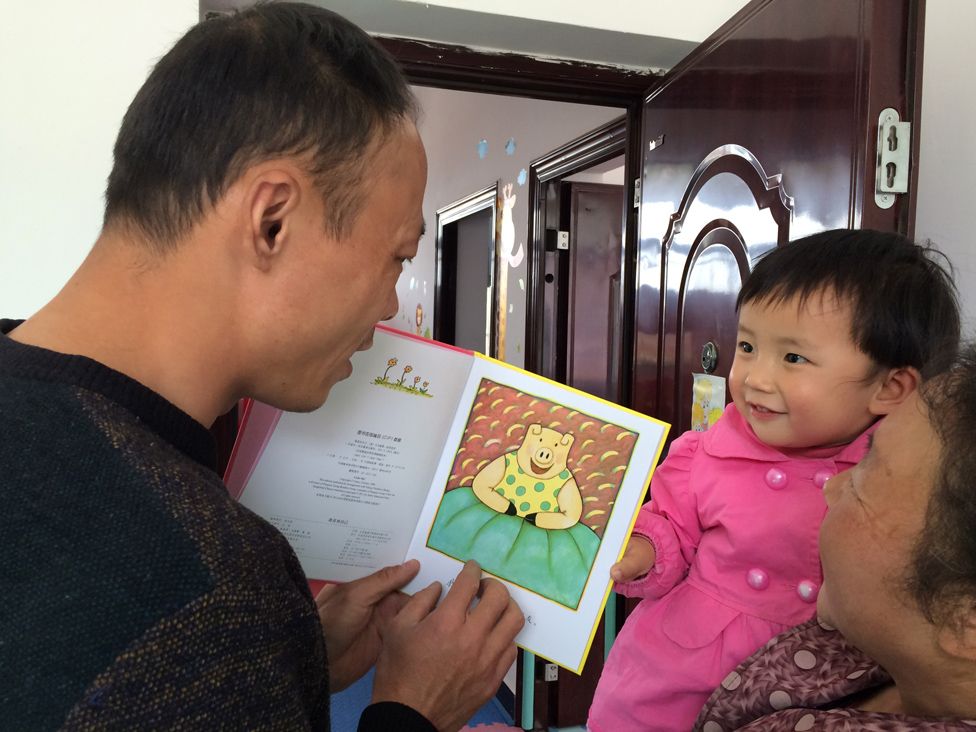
<box><xmin>695</xmin><ymin>618</ymin><xmax>976</xmax><ymax>731</ymax></box>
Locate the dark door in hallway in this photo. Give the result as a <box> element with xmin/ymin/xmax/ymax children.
<box><xmin>632</xmin><ymin>0</ymin><xmax>922</xmax><ymax>438</ymax></box>
<box><xmin>434</xmin><ymin>185</ymin><xmax>499</xmax><ymax>356</ymax></box>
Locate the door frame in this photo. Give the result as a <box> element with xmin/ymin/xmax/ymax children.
<box><xmin>434</xmin><ymin>184</ymin><xmax>500</xmax><ymax>355</ymax></box>
<box><xmin>379</xmin><ymin>37</ymin><xmax>646</xmax><ymax>382</ymax></box>
<box><xmin>377</xmin><ymin>36</ymin><xmax>653</xmax><ymax>106</ymax></box>
<box><xmin>524</xmin><ymin>117</ymin><xmax>631</xmax><ymax>392</ymax></box>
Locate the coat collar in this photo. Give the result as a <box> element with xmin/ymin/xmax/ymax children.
<box><xmin>702</xmin><ymin>403</ymin><xmax>876</xmax><ymax>463</ymax></box>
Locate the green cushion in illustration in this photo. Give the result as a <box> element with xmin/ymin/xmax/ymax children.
<box><xmin>427</xmin><ymin>486</ymin><xmax>600</xmax><ymax>609</ymax></box>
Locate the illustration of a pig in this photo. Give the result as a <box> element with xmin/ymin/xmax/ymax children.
<box><xmin>472</xmin><ymin>423</ymin><xmax>582</xmax><ymax>530</ymax></box>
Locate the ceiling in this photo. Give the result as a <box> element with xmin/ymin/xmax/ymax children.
<box><xmin>201</xmin><ymin>0</ymin><xmax>751</xmax><ymax>72</ymax></box>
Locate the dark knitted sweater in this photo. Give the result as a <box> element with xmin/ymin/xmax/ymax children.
<box><xmin>0</xmin><ymin>320</ymin><xmax>435</xmax><ymax>732</ymax></box>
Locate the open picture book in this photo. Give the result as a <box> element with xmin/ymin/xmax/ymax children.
<box><xmin>224</xmin><ymin>325</ymin><xmax>669</xmax><ymax>673</ymax></box>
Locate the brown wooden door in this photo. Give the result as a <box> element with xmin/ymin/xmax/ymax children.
<box><xmin>564</xmin><ymin>182</ymin><xmax>625</xmax><ymax>402</ymax></box>
<box><xmin>522</xmin><ymin>0</ymin><xmax>923</xmax><ymax>728</ymax></box>
<box><xmin>631</xmin><ymin>0</ymin><xmax>922</xmax><ymax>436</ymax></box>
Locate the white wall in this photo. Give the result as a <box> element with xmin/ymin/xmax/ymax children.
<box><xmin>400</xmin><ymin>0</ymin><xmax>747</xmax><ymax>41</ymax></box>
<box><xmin>402</xmin><ymin>86</ymin><xmax>621</xmax><ymax>366</ymax></box>
<box><xmin>8</xmin><ymin>1</ymin><xmax>965</xmax><ymax>331</ymax></box>
<box><xmin>915</xmin><ymin>1</ymin><xmax>976</xmax><ymax>330</ymax></box>
<box><xmin>0</xmin><ymin>1</ymin><xmax>198</xmax><ymax>319</ymax></box>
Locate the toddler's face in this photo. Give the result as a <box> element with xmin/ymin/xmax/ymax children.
<box><xmin>728</xmin><ymin>291</ymin><xmax>884</xmax><ymax>450</ymax></box>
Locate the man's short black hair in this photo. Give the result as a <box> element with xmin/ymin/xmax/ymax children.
<box><xmin>910</xmin><ymin>342</ymin><xmax>976</xmax><ymax>630</ymax></box>
<box><xmin>103</xmin><ymin>1</ymin><xmax>417</xmax><ymax>247</ymax></box>
<box><xmin>736</xmin><ymin>229</ymin><xmax>960</xmax><ymax>378</ymax></box>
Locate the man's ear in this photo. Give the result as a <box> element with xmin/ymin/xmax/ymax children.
<box><xmin>246</xmin><ymin>169</ymin><xmax>302</xmax><ymax>269</ymax></box>
<box><xmin>868</xmin><ymin>366</ymin><xmax>920</xmax><ymax>416</ymax></box>
<box><xmin>937</xmin><ymin>601</ymin><xmax>976</xmax><ymax>662</ymax></box>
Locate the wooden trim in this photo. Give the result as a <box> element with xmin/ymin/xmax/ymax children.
<box><xmin>671</xmin><ymin>223</ymin><xmax>751</xmax><ymax>421</ymax></box>
<box><xmin>850</xmin><ymin>0</ymin><xmax>869</xmax><ymax>229</ymax></box>
<box><xmin>856</xmin><ymin>0</ymin><xmax>923</xmax><ymax>234</ymax></box>
<box><xmin>659</xmin><ymin>144</ymin><xmax>794</xmax><ymax>250</ymax></box>
<box><xmin>377</xmin><ymin>36</ymin><xmax>656</xmax><ymax>106</ymax></box>
<box><xmin>904</xmin><ymin>0</ymin><xmax>925</xmax><ymax>239</ymax></box>
<box><xmin>436</xmin><ymin>185</ymin><xmax>498</xmax><ymax>225</ymax></box>
<box><xmin>617</xmin><ymin>106</ymin><xmax>643</xmax><ymax>409</ymax></box>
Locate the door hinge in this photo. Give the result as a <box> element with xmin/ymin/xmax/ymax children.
<box><xmin>544</xmin><ymin>663</ymin><xmax>559</xmax><ymax>682</ymax></box>
<box><xmin>633</xmin><ymin>177</ymin><xmax>641</xmax><ymax>209</ymax></box>
<box><xmin>544</xmin><ymin>229</ymin><xmax>569</xmax><ymax>251</ymax></box>
<box><xmin>875</xmin><ymin>107</ymin><xmax>911</xmax><ymax>210</ymax></box>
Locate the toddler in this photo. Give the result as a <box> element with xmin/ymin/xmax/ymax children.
<box><xmin>588</xmin><ymin>229</ymin><xmax>959</xmax><ymax>732</ymax></box>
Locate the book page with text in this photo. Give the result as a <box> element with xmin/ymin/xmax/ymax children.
<box><xmin>238</xmin><ymin>328</ymin><xmax>473</xmax><ymax>582</ymax></box>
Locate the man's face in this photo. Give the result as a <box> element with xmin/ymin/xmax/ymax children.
<box><xmin>817</xmin><ymin>390</ymin><xmax>940</xmax><ymax>667</ymax></box>
<box><xmin>255</xmin><ymin>122</ymin><xmax>427</xmax><ymax>411</ymax></box>
<box><xmin>729</xmin><ymin>291</ymin><xmax>884</xmax><ymax>450</ymax></box>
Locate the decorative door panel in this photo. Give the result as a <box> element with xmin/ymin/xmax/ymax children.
<box><xmin>660</xmin><ymin>146</ymin><xmax>792</xmax><ymax>435</ymax></box>
<box><xmin>632</xmin><ymin>0</ymin><xmax>922</xmax><ymax>428</ymax></box>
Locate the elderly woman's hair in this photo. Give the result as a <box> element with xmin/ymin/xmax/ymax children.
<box><xmin>907</xmin><ymin>341</ymin><xmax>976</xmax><ymax>628</ymax></box>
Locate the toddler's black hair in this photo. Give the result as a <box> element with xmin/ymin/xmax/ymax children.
<box><xmin>736</xmin><ymin>229</ymin><xmax>960</xmax><ymax>377</ymax></box>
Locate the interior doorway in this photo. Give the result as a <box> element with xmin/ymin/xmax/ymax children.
<box><xmin>412</xmin><ymin>85</ymin><xmax>624</xmax><ymax>367</ymax></box>
<box><xmin>434</xmin><ymin>185</ymin><xmax>498</xmax><ymax>355</ymax></box>
<box><xmin>556</xmin><ymin>160</ymin><xmax>626</xmax><ymax>401</ymax></box>
<box><xmin>527</xmin><ymin>117</ymin><xmax>630</xmax><ymax>402</ymax></box>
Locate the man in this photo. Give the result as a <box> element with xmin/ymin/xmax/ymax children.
<box><xmin>0</xmin><ymin>4</ymin><xmax>522</xmax><ymax>730</ymax></box>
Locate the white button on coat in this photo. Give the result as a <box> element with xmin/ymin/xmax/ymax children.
<box><xmin>796</xmin><ymin>580</ymin><xmax>819</xmax><ymax>602</ymax></box>
<box><xmin>746</xmin><ymin>568</ymin><xmax>770</xmax><ymax>590</ymax></box>
<box><xmin>813</xmin><ymin>469</ymin><xmax>834</xmax><ymax>488</ymax></box>
<box><xmin>764</xmin><ymin>467</ymin><xmax>788</xmax><ymax>489</ymax></box>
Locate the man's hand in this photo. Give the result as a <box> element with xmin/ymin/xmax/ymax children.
<box><xmin>609</xmin><ymin>535</ymin><xmax>656</xmax><ymax>583</ymax></box>
<box><xmin>315</xmin><ymin>560</ymin><xmax>419</xmax><ymax>692</ymax></box>
<box><xmin>372</xmin><ymin>560</ymin><xmax>524</xmax><ymax>732</ymax></box>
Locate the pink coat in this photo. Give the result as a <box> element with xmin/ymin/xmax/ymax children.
<box><xmin>589</xmin><ymin>404</ymin><xmax>873</xmax><ymax>732</ymax></box>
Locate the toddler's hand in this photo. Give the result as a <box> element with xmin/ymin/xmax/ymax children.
<box><xmin>610</xmin><ymin>536</ymin><xmax>656</xmax><ymax>583</ymax></box>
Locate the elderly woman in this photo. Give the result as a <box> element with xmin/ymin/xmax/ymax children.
<box><xmin>695</xmin><ymin>344</ymin><xmax>976</xmax><ymax>731</ymax></box>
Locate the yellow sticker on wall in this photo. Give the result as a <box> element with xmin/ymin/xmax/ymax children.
<box><xmin>691</xmin><ymin>374</ymin><xmax>726</xmax><ymax>432</ymax></box>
